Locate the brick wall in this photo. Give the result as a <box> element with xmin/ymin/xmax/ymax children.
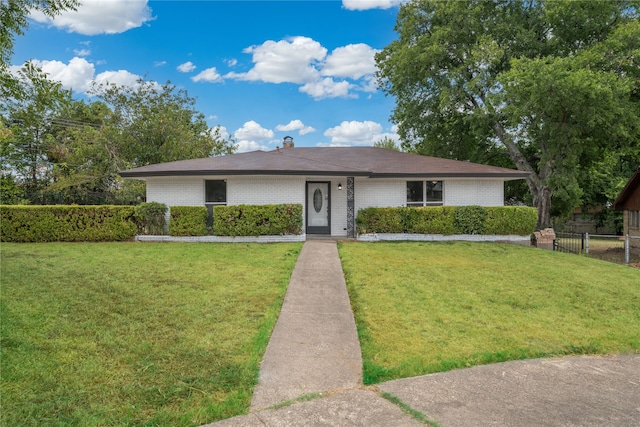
<box><xmin>146</xmin><ymin>177</ymin><xmax>204</xmax><ymax>206</ymax></box>
<box><xmin>445</xmin><ymin>179</ymin><xmax>504</xmax><ymax>206</ymax></box>
<box><xmin>145</xmin><ymin>176</ymin><xmax>508</xmax><ymax>236</ymax></box>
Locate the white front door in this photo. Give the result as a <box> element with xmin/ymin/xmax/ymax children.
<box><xmin>306</xmin><ymin>182</ymin><xmax>330</xmax><ymax>234</ymax></box>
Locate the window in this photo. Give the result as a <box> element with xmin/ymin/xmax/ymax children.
<box><xmin>407</xmin><ymin>180</ymin><xmax>443</xmax><ymax>206</ymax></box>
<box><xmin>630</xmin><ymin>210</ymin><xmax>639</xmax><ymax>229</ymax></box>
<box><xmin>406</xmin><ymin>181</ymin><xmax>423</xmax><ymax>207</ymax></box>
<box><xmin>205</xmin><ymin>180</ymin><xmax>226</xmax><ymax>227</ymax></box>
<box><xmin>426</xmin><ymin>181</ymin><xmax>443</xmax><ymax>205</ymax></box>
<box><xmin>205</xmin><ymin>180</ymin><xmax>226</xmax><ymax>204</ymax></box>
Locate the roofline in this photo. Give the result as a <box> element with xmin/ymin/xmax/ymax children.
<box><xmin>119</xmin><ymin>170</ymin><xmax>530</xmax><ymax>179</ymax></box>
<box><xmin>369</xmin><ymin>172</ymin><xmax>529</xmax><ymax>179</ymax></box>
<box><xmin>612</xmin><ymin>167</ymin><xmax>640</xmax><ymax>210</ymax></box>
<box><xmin>118</xmin><ymin>170</ymin><xmax>374</xmax><ymax>178</ymax></box>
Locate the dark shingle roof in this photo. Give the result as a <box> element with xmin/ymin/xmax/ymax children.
<box><xmin>119</xmin><ymin>147</ymin><xmax>530</xmax><ymax>180</ymax></box>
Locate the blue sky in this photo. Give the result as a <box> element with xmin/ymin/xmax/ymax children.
<box><xmin>13</xmin><ymin>0</ymin><xmax>404</xmax><ymax>152</ymax></box>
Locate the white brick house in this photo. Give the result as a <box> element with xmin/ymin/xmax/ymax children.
<box><xmin>120</xmin><ymin>142</ymin><xmax>529</xmax><ymax>237</ymax></box>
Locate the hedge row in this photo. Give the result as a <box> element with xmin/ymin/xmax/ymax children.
<box><xmin>0</xmin><ymin>205</ymin><xmax>138</xmax><ymax>242</ymax></box>
<box><xmin>169</xmin><ymin>206</ymin><xmax>208</xmax><ymax>236</ymax></box>
<box><xmin>356</xmin><ymin>206</ymin><xmax>538</xmax><ymax>236</ymax></box>
<box><xmin>214</xmin><ymin>204</ymin><xmax>303</xmax><ymax>237</ymax></box>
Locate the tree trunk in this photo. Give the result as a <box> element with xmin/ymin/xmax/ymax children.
<box><xmin>532</xmin><ymin>184</ymin><xmax>552</xmax><ymax>229</ymax></box>
<box><xmin>492</xmin><ymin>122</ymin><xmax>552</xmax><ymax>229</ymax></box>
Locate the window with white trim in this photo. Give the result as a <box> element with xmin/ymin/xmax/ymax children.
<box><xmin>407</xmin><ymin>180</ymin><xmax>443</xmax><ymax>206</ymax></box>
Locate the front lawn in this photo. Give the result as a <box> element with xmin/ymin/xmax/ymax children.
<box><xmin>338</xmin><ymin>241</ymin><xmax>640</xmax><ymax>384</ymax></box>
<box><xmin>0</xmin><ymin>242</ymin><xmax>301</xmax><ymax>426</ymax></box>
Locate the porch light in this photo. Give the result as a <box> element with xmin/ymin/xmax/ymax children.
<box><xmin>338</xmin><ymin>182</ymin><xmax>342</xmax><ymax>190</ymax></box>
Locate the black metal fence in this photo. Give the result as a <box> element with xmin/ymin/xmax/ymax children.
<box><xmin>553</xmin><ymin>232</ymin><xmax>640</xmax><ymax>265</ymax></box>
<box><xmin>554</xmin><ymin>232</ymin><xmax>585</xmax><ymax>255</ymax></box>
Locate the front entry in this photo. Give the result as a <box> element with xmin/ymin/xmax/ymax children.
<box><xmin>306</xmin><ymin>182</ymin><xmax>331</xmax><ymax>234</ymax></box>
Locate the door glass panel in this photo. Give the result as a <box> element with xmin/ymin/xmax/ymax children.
<box><xmin>313</xmin><ymin>188</ymin><xmax>323</xmax><ymax>213</ymax></box>
<box><xmin>308</xmin><ymin>183</ymin><xmax>329</xmax><ymax>228</ymax></box>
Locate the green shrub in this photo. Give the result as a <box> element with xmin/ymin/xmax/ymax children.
<box><xmin>0</xmin><ymin>205</ymin><xmax>138</xmax><ymax>242</ymax></box>
<box><xmin>356</xmin><ymin>206</ymin><xmax>537</xmax><ymax>236</ymax></box>
<box><xmin>134</xmin><ymin>202</ymin><xmax>167</xmax><ymax>235</ymax></box>
<box><xmin>169</xmin><ymin>206</ymin><xmax>208</xmax><ymax>236</ymax></box>
<box><xmin>453</xmin><ymin>205</ymin><xmax>487</xmax><ymax>234</ymax></box>
<box><xmin>408</xmin><ymin>206</ymin><xmax>456</xmax><ymax>234</ymax></box>
<box><xmin>356</xmin><ymin>208</ymin><xmax>402</xmax><ymax>234</ymax></box>
<box><xmin>214</xmin><ymin>204</ymin><xmax>302</xmax><ymax>237</ymax></box>
<box><xmin>484</xmin><ymin>206</ymin><xmax>538</xmax><ymax>235</ymax></box>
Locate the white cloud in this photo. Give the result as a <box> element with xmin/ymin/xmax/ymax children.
<box><xmin>358</xmin><ymin>75</ymin><xmax>379</xmax><ymax>93</ymax></box>
<box><xmin>18</xmin><ymin>57</ymin><xmax>149</xmax><ymax>93</ymax></box>
<box><xmin>154</xmin><ymin>61</ymin><xmax>166</xmax><ymax>67</ymax></box>
<box><xmin>234</xmin><ymin>121</ymin><xmax>274</xmax><ymax>141</ymax></box>
<box><xmin>224</xmin><ymin>36</ymin><xmax>378</xmax><ymax>100</ymax></box>
<box><xmin>209</xmin><ymin>125</ymin><xmax>229</xmax><ymax>141</ymax></box>
<box><xmin>177</xmin><ymin>61</ymin><xmax>196</xmax><ymax>73</ymax></box>
<box><xmin>234</xmin><ymin>120</ymin><xmax>274</xmax><ymax>153</ymax></box>
<box><xmin>275</xmin><ymin>120</ymin><xmax>316</xmax><ymax>135</ymax></box>
<box><xmin>322</xmin><ymin>44</ymin><xmax>378</xmax><ymax>79</ymax></box>
<box><xmin>342</xmin><ymin>0</ymin><xmax>404</xmax><ymax>10</ymax></box>
<box><xmin>30</xmin><ymin>57</ymin><xmax>95</xmax><ymax>92</ymax></box>
<box><xmin>73</xmin><ymin>48</ymin><xmax>91</xmax><ymax>57</ymax></box>
<box><xmin>226</xmin><ymin>36</ymin><xmax>326</xmax><ymax>84</ymax></box>
<box><xmin>226</xmin><ymin>58</ymin><xmax>238</xmax><ymax>67</ymax></box>
<box><xmin>192</xmin><ymin>67</ymin><xmax>222</xmax><ymax>83</ymax></box>
<box><xmin>324</xmin><ymin>120</ymin><xmax>384</xmax><ymax>145</ymax></box>
<box><xmin>236</xmin><ymin>140</ymin><xmax>271</xmax><ymax>153</ymax></box>
<box><xmin>94</xmin><ymin>69</ymin><xmax>143</xmax><ymax>88</ymax></box>
<box><xmin>316</xmin><ymin>142</ymin><xmax>354</xmax><ymax>147</ymax></box>
<box><xmin>300</xmin><ymin>78</ymin><xmax>353</xmax><ymax>100</ymax></box>
<box><xmin>29</xmin><ymin>0</ymin><xmax>154</xmax><ymax>35</ymax></box>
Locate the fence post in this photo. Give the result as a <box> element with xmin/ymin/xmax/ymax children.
<box><xmin>625</xmin><ymin>234</ymin><xmax>630</xmax><ymax>265</ymax></box>
<box><xmin>585</xmin><ymin>232</ymin><xmax>589</xmax><ymax>255</ymax></box>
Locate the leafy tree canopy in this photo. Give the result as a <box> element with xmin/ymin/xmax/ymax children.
<box><xmin>1</xmin><ymin>72</ymin><xmax>236</xmax><ymax>204</ymax></box>
<box><xmin>1</xmin><ymin>0</ymin><xmax>79</xmax><ymax>99</ymax></box>
<box><xmin>377</xmin><ymin>0</ymin><xmax>640</xmax><ymax>227</ymax></box>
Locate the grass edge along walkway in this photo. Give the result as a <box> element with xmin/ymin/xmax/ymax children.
<box><xmin>338</xmin><ymin>241</ymin><xmax>640</xmax><ymax>384</ymax></box>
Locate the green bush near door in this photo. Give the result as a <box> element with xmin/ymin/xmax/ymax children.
<box><xmin>214</xmin><ymin>204</ymin><xmax>303</xmax><ymax>237</ymax></box>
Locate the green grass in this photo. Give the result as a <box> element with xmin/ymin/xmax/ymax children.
<box><xmin>1</xmin><ymin>242</ymin><xmax>301</xmax><ymax>427</ymax></box>
<box><xmin>338</xmin><ymin>241</ymin><xmax>640</xmax><ymax>384</ymax></box>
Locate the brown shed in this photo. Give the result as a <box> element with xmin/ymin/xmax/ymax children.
<box><xmin>613</xmin><ymin>167</ymin><xmax>640</xmax><ymax>249</ymax></box>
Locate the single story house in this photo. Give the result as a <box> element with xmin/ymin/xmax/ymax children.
<box><xmin>613</xmin><ymin>167</ymin><xmax>640</xmax><ymax>250</ymax></box>
<box><xmin>119</xmin><ymin>138</ymin><xmax>529</xmax><ymax>237</ymax></box>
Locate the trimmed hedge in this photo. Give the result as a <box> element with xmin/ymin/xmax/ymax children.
<box><xmin>483</xmin><ymin>206</ymin><xmax>540</xmax><ymax>236</ymax></box>
<box><xmin>356</xmin><ymin>206</ymin><xmax>538</xmax><ymax>236</ymax></box>
<box><xmin>134</xmin><ymin>202</ymin><xmax>167</xmax><ymax>235</ymax></box>
<box><xmin>0</xmin><ymin>205</ymin><xmax>138</xmax><ymax>242</ymax></box>
<box><xmin>169</xmin><ymin>206</ymin><xmax>208</xmax><ymax>236</ymax></box>
<box><xmin>214</xmin><ymin>204</ymin><xmax>303</xmax><ymax>237</ymax></box>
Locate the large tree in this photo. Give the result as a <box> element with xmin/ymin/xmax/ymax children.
<box><xmin>0</xmin><ymin>62</ymin><xmax>71</xmax><ymax>200</ymax></box>
<box><xmin>43</xmin><ymin>80</ymin><xmax>237</xmax><ymax>204</ymax></box>
<box><xmin>377</xmin><ymin>0</ymin><xmax>640</xmax><ymax>227</ymax></box>
<box><xmin>89</xmin><ymin>79</ymin><xmax>236</xmax><ymax>169</ymax></box>
<box><xmin>1</xmin><ymin>0</ymin><xmax>79</xmax><ymax>99</ymax></box>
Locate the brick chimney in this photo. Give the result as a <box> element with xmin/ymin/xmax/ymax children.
<box><xmin>282</xmin><ymin>136</ymin><xmax>294</xmax><ymax>149</ymax></box>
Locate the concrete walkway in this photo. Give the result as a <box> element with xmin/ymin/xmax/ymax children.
<box><xmin>250</xmin><ymin>240</ymin><xmax>362</xmax><ymax>410</ymax></box>
<box><xmin>203</xmin><ymin>241</ymin><xmax>640</xmax><ymax>426</ymax></box>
